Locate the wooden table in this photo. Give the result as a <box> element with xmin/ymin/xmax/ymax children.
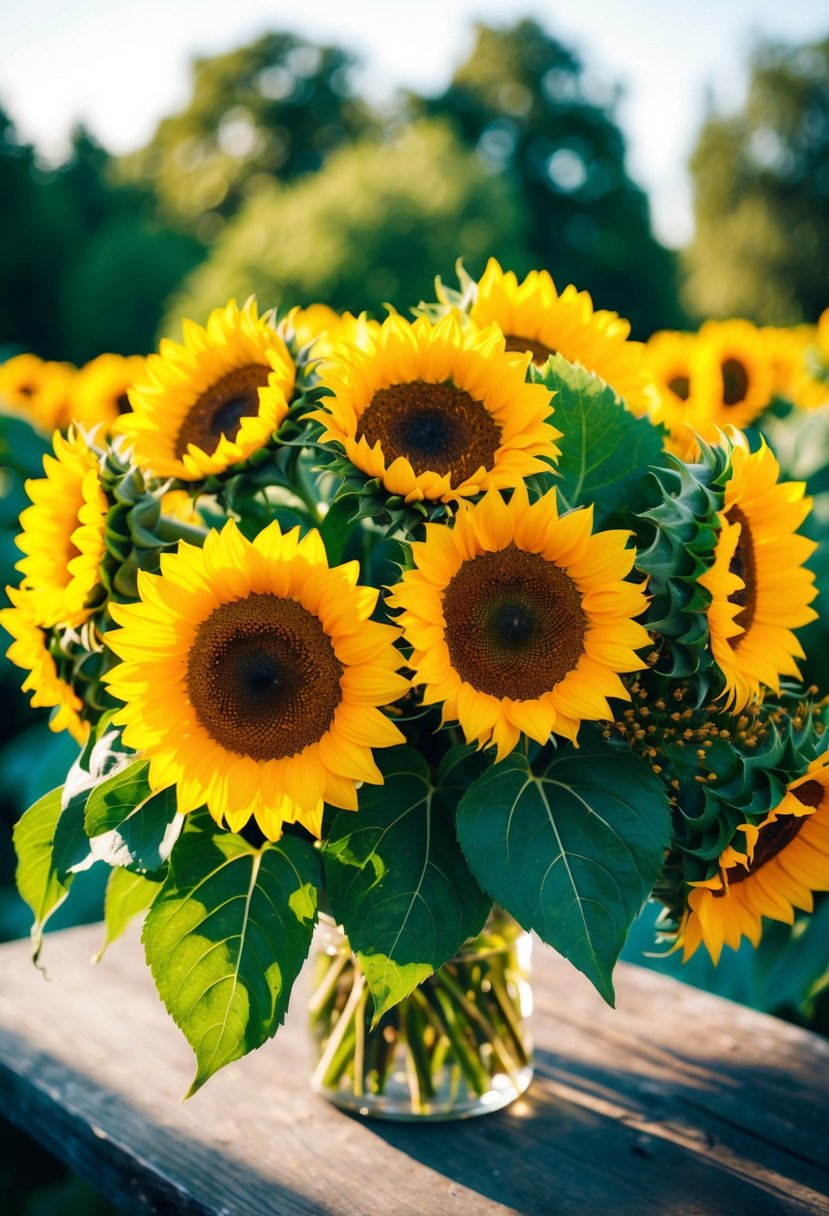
<box><xmin>0</xmin><ymin>923</ymin><xmax>826</xmax><ymax>1216</ymax></box>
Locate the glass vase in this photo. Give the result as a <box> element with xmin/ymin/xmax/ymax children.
<box><xmin>308</xmin><ymin>910</ymin><xmax>533</xmax><ymax>1121</ymax></box>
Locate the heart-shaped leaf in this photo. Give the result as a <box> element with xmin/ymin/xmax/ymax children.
<box><xmin>144</xmin><ymin>820</ymin><xmax>321</xmax><ymax>1094</ymax></box>
<box><xmin>536</xmin><ymin>356</ymin><xmax>665</xmax><ymax>520</ymax></box>
<box><xmin>323</xmin><ymin>747</ymin><xmax>489</xmax><ymax>1023</ymax></box>
<box><xmin>456</xmin><ymin>739</ymin><xmax>671</xmax><ymax>1004</ymax></box>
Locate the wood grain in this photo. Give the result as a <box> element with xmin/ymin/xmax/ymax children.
<box><xmin>0</xmin><ymin>923</ymin><xmax>827</xmax><ymax>1216</ymax></box>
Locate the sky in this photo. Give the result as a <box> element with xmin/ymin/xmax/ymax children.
<box><xmin>1</xmin><ymin>0</ymin><xmax>828</xmax><ymax>248</ymax></box>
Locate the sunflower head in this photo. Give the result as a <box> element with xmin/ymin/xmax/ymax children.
<box><xmin>15</xmin><ymin>428</ymin><xmax>108</xmax><ymax>629</ymax></box>
<box><xmin>0</xmin><ymin>588</ymin><xmax>90</xmax><ymax>743</ymax></box>
<box><xmin>468</xmin><ymin>258</ymin><xmax>652</xmax><ymax>415</ymax></box>
<box><xmin>92</xmin><ymin>443</ymin><xmax>203</xmax><ymax>604</ymax></box>
<box><xmin>311</xmin><ymin>312</ymin><xmax>560</xmax><ymax>509</ymax></box>
<box><xmin>69</xmin><ymin>353</ymin><xmax>146</xmax><ymax>436</ymax></box>
<box><xmin>796</xmin><ymin>311</ymin><xmax>829</xmax><ymax>410</ymax></box>
<box><xmin>674</xmin><ymin>320</ymin><xmax>775</xmax><ymax>444</ymax></box>
<box><xmin>699</xmin><ymin>436</ymin><xmax>817</xmax><ymax>712</ymax></box>
<box><xmin>678</xmin><ymin>755</ymin><xmax>829</xmax><ymax>963</ymax></box>
<box><xmin>388</xmin><ymin>484</ymin><xmax>650</xmax><ymax>759</ymax></box>
<box><xmin>280</xmin><ymin>304</ymin><xmax>381</xmax><ymax>367</ymax></box>
<box><xmin>0</xmin><ymin>354</ymin><xmax>75</xmax><ymax>433</ymax></box>
<box><xmin>643</xmin><ymin>330</ymin><xmax>698</xmax><ymax>429</ymax></box>
<box><xmin>117</xmin><ymin>298</ymin><xmax>296</xmax><ymax>482</ymax></box>
<box><xmin>104</xmin><ymin>519</ymin><xmax>408</xmax><ymax>840</ymax></box>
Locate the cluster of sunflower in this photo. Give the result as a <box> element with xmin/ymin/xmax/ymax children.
<box><xmin>3</xmin><ymin>262</ymin><xmax>827</xmax><ymax>1091</ymax></box>
<box><xmin>0</xmin><ymin>348</ymin><xmax>147</xmax><ymax>437</ymax></box>
<box><xmin>644</xmin><ymin>310</ymin><xmax>829</xmax><ymax>451</ymax></box>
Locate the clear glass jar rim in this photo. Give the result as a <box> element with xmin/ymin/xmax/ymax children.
<box><xmin>315</xmin><ymin>907</ymin><xmax>530</xmax><ymax>962</ymax></box>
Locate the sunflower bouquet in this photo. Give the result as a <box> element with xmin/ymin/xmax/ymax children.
<box><xmin>3</xmin><ymin>265</ymin><xmax>827</xmax><ymax>1119</ymax></box>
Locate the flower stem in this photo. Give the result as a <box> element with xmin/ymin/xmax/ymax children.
<box><xmin>155</xmin><ymin>515</ymin><xmax>210</xmax><ymax>547</ymax></box>
<box><xmin>311</xmin><ymin>969</ymin><xmax>366</xmax><ymax>1092</ymax></box>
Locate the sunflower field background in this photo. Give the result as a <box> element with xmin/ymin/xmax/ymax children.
<box><xmin>1</xmin><ymin>14</ymin><xmax>829</xmax><ymax>1215</ymax></box>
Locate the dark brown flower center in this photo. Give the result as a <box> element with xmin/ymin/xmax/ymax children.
<box><xmin>791</xmin><ymin>779</ymin><xmax>824</xmax><ymax>810</ymax></box>
<box><xmin>716</xmin><ymin>781</ymin><xmax>823</xmax><ymax>896</ymax></box>
<box><xmin>358</xmin><ymin>380</ymin><xmax>502</xmax><ymax>485</ymax></box>
<box><xmin>186</xmin><ymin>593</ymin><xmax>343</xmax><ymax>761</ymax></box>
<box><xmin>18</xmin><ymin>383</ymin><xmax>35</xmax><ymax>397</ymax></box>
<box><xmin>442</xmin><ymin>547</ymin><xmax>586</xmax><ymax>700</ymax></box>
<box><xmin>721</xmin><ymin>358</ymin><xmax>749</xmax><ymax>407</ymax></box>
<box><xmin>725</xmin><ymin>505</ymin><xmax>757</xmax><ymax>640</ymax></box>
<box><xmin>116</xmin><ymin>392</ymin><xmax>132</xmax><ymax>415</ymax></box>
<box><xmin>174</xmin><ymin>363</ymin><xmax>272</xmax><ymax>460</ymax></box>
<box><xmin>505</xmin><ymin>334</ymin><xmax>556</xmax><ymax>366</ymax></box>
<box><xmin>721</xmin><ymin>817</ymin><xmax>805</xmax><ymax>892</ymax></box>
<box><xmin>667</xmin><ymin>374</ymin><xmax>690</xmax><ymax>401</ymax></box>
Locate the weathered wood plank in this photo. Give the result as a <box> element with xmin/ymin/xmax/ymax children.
<box><xmin>0</xmin><ymin>923</ymin><xmax>827</xmax><ymax>1216</ymax></box>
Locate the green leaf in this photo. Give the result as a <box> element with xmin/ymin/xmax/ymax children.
<box><xmin>456</xmin><ymin>740</ymin><xmax>672</xmax><ymax>1004</ymax></box>
<box><xmin>13</xmin><ymin>787</ymin><xmax>71</xmax><ymax>963</ymax></box>
<box><xmin>143</xmin><ymin>822</ymin><xmax>321</xmax><ymax>1095</ymax></box>
<box><xmin>535</xmin><ymin>356</ymin><xmax>665</xmax><ymax>520</ymax></box>
<box><xmin>94</xmin><ymin>867</ymin><xmax>163</xmax><ymax>962</ymax></box>
<box><xmin>323</xmin><ymin>747</ymin><xmax>490</xmax><ymax>1024</ymax></box>
<box><xmin>53</xmin><ymin>728</ymin><xmax>138</xmax><ymax>881</ymax></box>
<box><xmin>85</xmin><ymin>761</ymin><xmax>183</xmax><ymax>874</ymax></box>
<box><xmin>52</xmin><ymin>792</ymin><xmax>96</xmax><ymax>881</ymax></box>
<box><xmin>319</xmin><ymin>493</ymin><xmax>359</xmax><ymax>565</ymax></box>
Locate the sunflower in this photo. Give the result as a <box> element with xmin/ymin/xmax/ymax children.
<box><xmin>313</xmin><ymin>312</ymin><xmax>559</xmax><ymax>504</ymax></box>
<box><xmin>679</xmin><ymin>756</ymin><xmax>829</xmax><ymax>963</ymax></box>
<box><xmin>0</xmin><ymin>354</ymin><xmax>75</xmax><ymax>432</ymax></box>
<box><xmin>469</xmin><ymin>258</ymin><xmax>652</xmax><ymax>414</ymax></box>
<box><xmin>643</xmin><ymin>330</ymin><xmax>697</xmax><ymax>428</ymax></box>
<box><xmin>15</xmin><ymin>429</ymin><xmax>108</xmax><ymax>629</ymax></box>
<box><xmin>104</xmin><ymin>519</ymin><xmax>408</xmax><ymax>839</ymax></box>
<box><xmin>70</xmin><ymin>353</ymin><xmax>146</xmax><ymax>436</ymax></box>
<box><xmin>699</xmin><ymin>437</ymin><xmax>817</xmax><ymax>712</ymax></box>
<box><xmin>0</xmin><ymin>589</ymin><xmax>89</xmax><ymax>743</ymax></box>
<box><xmin>117</xmin><ymin>298</ymin><xmax>296</xmax><ymax>482</ymax></box>
<box><xmin>281</xmin><ymin>304</ymin><xmax>380</xmax><ymax>362</ymax></box>
<box><xmin>683</xmin><ymin>319</ymin><xmax>775</xmax><ymax>439</ymax></box>
<box><xmin>387</xmin><ymin>485</ymin><xmax>650</xmax><ymax>759</ymax></box>
<box><xmin>159</xmin><ymin>489</ymin><xmax>204</xmax><ymax>527</ymax></box>
<box><xmin>795</xmin><ymin>310</ymin><xmax>829</xmax><ymax>411</ymax></box>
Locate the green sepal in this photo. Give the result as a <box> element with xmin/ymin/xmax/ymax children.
<box><xmin>680</xmin><ymin>698</ymin><xmax>823</xmax><ymax>858</ymax></box>
<box><xmin>99</xmin><ymin>450</ymin><xmax>194</xmax><ymax>605</ymax></box>
<box><xmin>315</xmin><ymin>445</ymin><xmax>456</xmax><ymax>539</ymax></box>
<box><xmin>645</xmin><ymin>696</ymin><xmax>826</xmax><ymax>924</ymax></box>
<box><xmin>412</xmin><ymin>258</ymin><xmax>478</xmax><ymax>322</ymax></box>
<box><xmin>635</xmin><ymin>438</ymin><xmax>732</xmax><ymax>697</ymax></box>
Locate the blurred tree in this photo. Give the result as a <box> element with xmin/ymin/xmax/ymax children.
<box><xmin>164</xmin><ymin>120</ymin><xmax>529</xmax><ymax>327</ymax></box>
<box><xmin>0</xmin><ymin>115</ymin><xmax>202</xmax><ymax>363</ymax></box>
<box><xmin>684</xmin><ymin>38</ymin><xmax>829</xmax><ymax>325</ymax></box>
<box><xmin>118</xmin><ymin>32</ymin><xmax>372</xmax><ymax>239</ymax></box>
<box><xmin>423</xmin><ymin>19</ymin><xmax>683</xmax><ymax>336</ymax></box>
<box><xmin>0</xmin><ymin>108</ymin><xmax>65</xmax><ymax>358</ymax></box>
